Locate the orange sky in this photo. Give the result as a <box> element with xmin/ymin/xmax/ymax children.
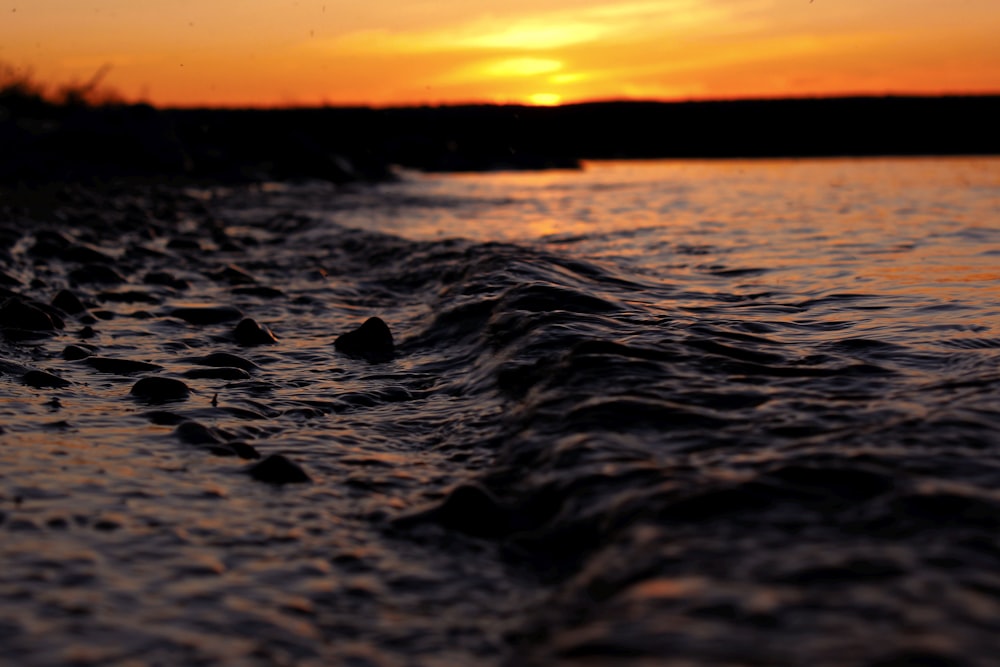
<box><xmin>2</xmin><ymin>0</ymin><xmax>1000</xmax><ymax>107</ymax></box>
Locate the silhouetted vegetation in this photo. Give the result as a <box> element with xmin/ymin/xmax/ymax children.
<box><xmin>2</xmin><ymin>65</ymin><xmax>998</xmax><ymax>185</ymax></box>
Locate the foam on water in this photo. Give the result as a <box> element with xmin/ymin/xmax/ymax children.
<box><xmin>1</xmin><ymin>157</ymin><xmax>999</xmax><ymax>666</ymax></box>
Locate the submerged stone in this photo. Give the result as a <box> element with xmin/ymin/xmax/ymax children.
<box><xmin>334</xmin><ymin>316</ymin><xmax>395</xmax><ymax>363</ymax></box>
<box><xmin>52</xmin><ymin>289</ymin><xmax>87</xmax><ymax>315</ymax></box>
<box><xmin>23</xmin><ymin>370</ymin><xmax>71</xmax><ymax>389</ymax></box>
<box><xmin>247</xmin><ymin>454</ymin><xmax>311</xmax><ymax>484</ymax></box>
<box><xmin>188</xmin><ymin>352</ymin><xmax>258</xmax><ymax>371</ymax></box>
<box><xmin>84</xmin><ymin>357</ymin><xmax>163</xmax><ymax>374</ymax></box>
<box><xmin>234</xmin><ymin>318</ymin><xmax>279</xmax><ymax>346</ymax></box>
<box><xmin>174</xmin><ymin>421</ymin><xmax>223</xmax><ymax>445</ymax></box>
<box><xmin>130</xmin><ymin>376</ymin><xmax>191</xmax><ymax>402</ymax></box>
<box><xmin>0</xmin><ymin>297</ymin><xmax>63</xmax><ymax>331</ymax></box>
<box><xmin>62</xmin><ymin>345</ymin><xmax>92</xmax><ymax>360</ymax></box>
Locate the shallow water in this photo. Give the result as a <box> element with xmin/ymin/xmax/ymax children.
<box><xmin>2</xmin><ymin>157</ymin><xmax>1000</xmax><ymax>666</ymax></box>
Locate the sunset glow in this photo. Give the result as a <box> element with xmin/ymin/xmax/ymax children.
<box><xmin>2</xmin><ymin>0</ymin><xmax>999</xmax><ymax>107</ymax></box>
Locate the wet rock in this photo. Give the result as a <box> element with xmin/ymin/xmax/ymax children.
<box><xmin>188</xmin><ymin>352</ymin><xmax>258</xmax><ymax>371</ymax></box>
<box><xmin>83</xmin><ymin>357</ymin><xmax>162</xmax><ymax>374</ymax></box>
<box><xmin>61</xmin><ymin>345</ymin><xmax>93</xmax><ymax>360</ymax></box>
<box><xmin>182</xmin><ymin>367</ymin><xmax>252</xmax><ymax>380</ymax></box>
<box><xmin>166</xmin><ymin>237</ymin><xmax>202</xmax><ymax>251</ymax></box>
<box><xmin>144</xmin><ymin>411</ymin><xmax>187</xmax><ymax>426</ymax></box>
<box><xmin>209</xmin><ymin>441</ymin><xmax>261</xmax><ymax>460</ymax></box>
<box><xmin>143</xmin><ymin>272</ymin><xmax>190</xmax><ymax>290</ymax></box>
<box><xmin>430</xmin><ymin>484</ymin><xmax>510</xmax><ymax>538</ymax></box>
<box><xmin>174</xmin><ymin>421</ymin><xmax>225</xmax><ymax>445</ymax></box>
<box><xmin>0</xmin><ymin>297</ymin><xmax>64</xmax><ymax>331</ymax></box>
<box><xmin>247</xmin><ymin>454</ymin><xmax>311</xmax><ymax>484</ymax></box>
<box><xmin>69</xmin><ymin>264</ymin><xmax>126</xmax><ymax>285</ymax></box>
<box><xmin>394</xmin><ymin>484</ymin><xmax>511</xmax><ymax>538</ymax></box>
<box><xmin>130</xmin><ymin>376</ymin><xmax>191</xmax><ymax>403</ymax></box>
<box><xmin>169</xmin><ymin>305</ymin><xmax>243</xmax><ymax>325</ymax></box>
<box><xmin>23</xmin><ymin>370</ymin><xmax>72</xmax><ymax>389</ymax></box>
<box><xmin>52</xmin><ymin>289</ymin><xmax>87</xmax><ymax>315</ymax></box>
<box><xmin>334</xmin><ymin>316</ymin><xmax>395</xmax><ymax>363</ymax></box>
<box><xmin>78</xmin><ymin>326</ymin><xmax>97</xmax><ymax>339</ymax></box>
<box><xmin>226</xmin><ymin>441</ymin><xmax>261</xmax><ymax>459</ymax></box>
<box><xmin>234</xmin><ymin>318</ymin><xmax>279</xmax><ymax>346</ymax></box>
<box><xmin>0</xmin><ymin>270</ymin><xmax>21</xmax><ymax>287</ymax></box>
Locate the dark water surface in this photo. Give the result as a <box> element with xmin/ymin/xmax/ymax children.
<box><xmin>1</xmin><ymin>158</ymin><xmax>999</xmax><ymax>666</ymax></box>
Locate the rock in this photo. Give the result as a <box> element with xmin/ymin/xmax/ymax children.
<box><xmin>144</xmin><ymin>411</ymin><xmax>187</xmax><ymax>425</ymax></box>
<box><xmin>334</xmin><ymin>316</ymin><xmax>395</xmax><ymax>363</ymax></box>
<box><xmin>188</xmin><ymin>352</ymin><xmax>258</xmax><ymax>371</ymax></box>
<box><xmin>182</xmin><ymin>367</ymin><xmax>252</xmax><ymax>380</ymax></box>
<box><xmin>62</xmin><ymin>345</ymin><xmax>93</xmax><ymax>360</ymax></box>
<box><xmin>392</xmin><ymin>484</ymin><xmax>512</xmax><ymax>538</ymax></box>
<box><xmin>169</xmin><ymin>305</ymin><xmax>243</xmax><ymax>325</ymax></box>
<box><xmin>247</xmin><ymin>454</ymin><xmax>311</xmax><ymax>484</ymax></box>
<box><xmin>0</xmin><ymin>270</ymin><xmax>21</xmax><ymax>287</ymax></box>
<box><xmin>225</xmin><ymin>441</ymin><xmax>261</xmax><ymax>460</ymax></box>
<box><xmin>130</xmin><ymin>376</ymin><xmax>191</xmax><ymax>403</ymax></box>
<box><xmin>428</xmin><ymin>484</ymin><xmax>510</xmax><ymax>538</ymax></box>
<box><xmin>69</xmin><ymin>264</ymin><xmax>126</xmax><ymax>284</ymax></box>
<box><xmin>174</xmin><ymin>421</ymin><xmax>224</xmax><ymax>445</ymax></box>
<box><xmin>83</xmin><ymin>357</ymin><xmax>162</xmax><ymax>374</ymax></box>
<box><xmin>52</xmin><ymin>289</ymin><xmax>87</xmax><ymax>314</ymax></box>
<box><xmin>23</xmin><ymin>370</ymin><xmax>72</xmax><ymax>389</ymax></box>
<box><xmin>0</xmin><ymin>297</ymin><xmax>63</xmax><ymax>332</ymax></box>
<box><xmin>78</xmin><ymin>326</ymin><xmax>97</xmax><ymax>339</ymax></box>
<box><xmin>207</xmin><ymin>441</ymin><xmax>261</xmax><ymax>459</ymax></box>
<box><xmin>234</xmin><ymin>318</ymin><xmax>278</xmax><ymax>346</ymax></box>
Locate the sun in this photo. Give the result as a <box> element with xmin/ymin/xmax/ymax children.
<box><xmin>528</xmin><ymin>93</ymin><xmax>562</xmax><ymax>106</ymax></box>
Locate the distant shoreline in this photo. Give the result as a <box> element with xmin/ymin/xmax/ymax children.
<box><xmin>3</xmin><ymin>95</ymin><xmax>999</xmax><ymax>184</ymax></box>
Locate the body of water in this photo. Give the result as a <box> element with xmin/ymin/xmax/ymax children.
<box><xmin>1</xmin><ymin>157</ymin><xmax>999</xmax><ymax>666</ymax></box>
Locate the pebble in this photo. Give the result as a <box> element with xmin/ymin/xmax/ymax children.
<box><xmin>62</xmin><ymin>345</ymin><xmax>93</xmax><ymax>360</ymax></box>
<box><xmin>23</xmin><ymin>370</ymin><xmax>72</xmax><ymax>389</ymax></box>
<box><xmin>234</xmin><ymin>318</ymin><xmax>279</xmax><ymax>346</ymax></box>
<box><xmin>169</xmin><ymin>305</ymin><xmax>243</xmax><ymax>325</ymax></box>
<box><xmin>0</xmin><ymin>297</ymin><xmax>64</xmax><ymax>331</ymax></box>
<box><xmin>334</xmin><ymin>316</ymin><xmax>395</xmax><ymax>363</ymax></box>
<box><xmin>174</xmin><ymin>421</ymin><xmax>225</xmax><ymax>445</ymax></box>
<box><xmin>130</xmin><ymin>376</ymin><xmax>191</xmax><ymax>402</ymax></box>
<box><xmin>247</xmin><ymin>454</ymin><xmax>311</xmax><ymax>484</ymax></box>
<box><xmin>83</xmin><ymin>357</ymin><xmax>162</xmax><ymax>374</ymax></box>
<box><xmin>52</xmin><ymin>289</ymin><xmax>87</xmax><ymax>314</ymax></box>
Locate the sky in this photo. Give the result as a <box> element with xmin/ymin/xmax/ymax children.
<box><xmin>2</xmin><ymin>0</ymin><xmax>1000</xmax><ymax>107</ymax></box>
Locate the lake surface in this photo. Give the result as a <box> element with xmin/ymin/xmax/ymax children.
<box><xmin>1</xmin><ymin>157</ymin><xmax>999</xmax><ymax>666</ymax></box>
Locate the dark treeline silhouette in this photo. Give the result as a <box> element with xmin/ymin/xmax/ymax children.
<box><xmin>3</xmin><ymin>91</ymin><xmax>999</xmax><ymax>184</ymax></box>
